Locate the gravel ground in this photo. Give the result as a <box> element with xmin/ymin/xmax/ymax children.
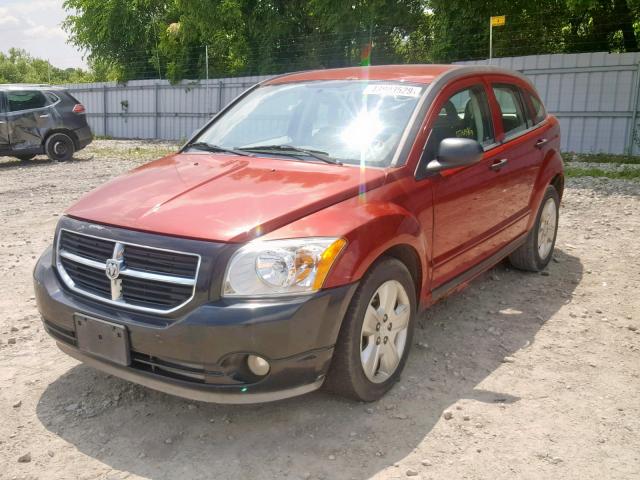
<box><xmin>1</xmin><ymin>141</ymin><xmax>639</xmax><ymax>480</ymax></box>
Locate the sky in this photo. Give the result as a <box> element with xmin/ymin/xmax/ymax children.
<box><xmin>0</xmin><ymin>0</ymin><xmax>86</xmax><ymax>69</ymax></box>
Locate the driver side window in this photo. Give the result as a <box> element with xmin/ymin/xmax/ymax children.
<box><xmin>418</xmin><ymin>85</ymin><xmax>494</xmax><ymax>177</ymax></box>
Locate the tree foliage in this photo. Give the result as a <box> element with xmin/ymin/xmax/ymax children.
<box><xmin>430</xmin><ymin>0</ymin><xmax>640</xmax><ymax>61</ymax></box>
<box><xmin>57</xmin><ymin>0</ymin><xmax>640</xmax><ymax>82</ymax></box>
<box><xmin>0</xmin><ymin>48</ymin><xmax>93</xmax><ymax>84</ymax></box>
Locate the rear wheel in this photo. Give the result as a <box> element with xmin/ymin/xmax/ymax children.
<box><xmin>325</xmin><ymin>257</ymin><xmax>416</xmax><ymax>401</ymax></box>
<box><xmin>509</xmin><ymin>185</ymin><xmax>559</xmax><ymax>271</ymax></box>
<box><xmin>15</xmin><ymin>154</ymin><xmax>36</xmax><ymax>161</ymax></box>
<box><xmin>45</xmin><ymin>133</ymin><xmax>75</xmax><ymax>162</ymax></box>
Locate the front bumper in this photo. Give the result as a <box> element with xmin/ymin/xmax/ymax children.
<box><xmin>34</xmin><ymin>246</ymin><xmax>357</xmax><ymax>403</ymax></box>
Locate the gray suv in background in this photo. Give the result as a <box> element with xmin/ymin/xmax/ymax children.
<box><xmin>0</xmin><ymin>85</ymin><xmax>93</xmax><ymax>162</ymax></box>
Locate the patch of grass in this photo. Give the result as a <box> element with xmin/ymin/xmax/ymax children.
<box><xmin>88</xmin><ymin>145</ymin><xmax>177</xmax><ymax>161</ymax></box>
<box><xmin>565</xmin><ymin>166</ymin><xmax>640</xmax><ymax>180</ymax></box>
<box><xmin>563</xmin><ymin>152</ymin><xmax>640</xmax><ymax>164</ymax></box>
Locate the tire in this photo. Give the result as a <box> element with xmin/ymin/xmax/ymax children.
<box><xmin>509</xmin><ymin>185</ymin><xmax>560</xmax><ymax>272</ymax></box>
<box><xmin>15</xmin><ymin>154</ymin><xmax>36</xmax><ymax>161</ymax></box>
<box><xmin>325</xmin><ymin>257</ymin><xmax>417</xmax><ymax>402</ymax></box>
<box><xmin>45</xmin><ymin>133</ymin><xmax>75</xmax><ymax>162</ymax></box>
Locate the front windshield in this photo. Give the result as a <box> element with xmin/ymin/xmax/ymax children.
<box><xmin>195</xmin><ymin>80</ymin><xmax>425</xmax><ymax>167</ymax></box>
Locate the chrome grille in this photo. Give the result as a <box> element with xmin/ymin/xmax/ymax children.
<box><xmin>59</xmin><ymin>256</ymin><xmax>111</xmax><ymax>297</ymax></box>
<box><xmin>56</xmin><ymin>230</ymin><xmax>200</xmax><ymax>313</ymax></box>
<box><xmin>123</xmin><ymin>245</ymin><xmax>198</xmax><ymax>278</ymax></box>
<box><xmin>59</xmin><ymin>230</ymin><xmax>113</xmax><ymax>263</ymax></box>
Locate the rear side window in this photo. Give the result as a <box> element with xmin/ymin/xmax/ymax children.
<box><xmin>7</xmin><ymin>90</ymin><xmax>48</xmax><ymax>112</ymax></box>
<box><xmin>492</xmin><ymin>85</ymin><xmax>529</xmax><ymax>137</ymax></box>
<box><xmin>45</xmin><ymin>92</ymin><xmax>60</xmax><ymax>104</ymax></box>
<box><xmin>525</xmin><ymin>90</ymin><xmax>546</xmax><ymax>125</ymax></box>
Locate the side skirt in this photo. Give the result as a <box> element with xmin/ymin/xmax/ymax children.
<box><xmin>430</xmin><ymin>232</ymin><xmax>528</xmax><ymax>302</ymax></box>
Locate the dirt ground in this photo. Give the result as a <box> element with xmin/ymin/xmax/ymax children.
<box><xmin>1</xmin><ymin>141</ymin><xmax>639</xmax><ymax>480</ymax></box>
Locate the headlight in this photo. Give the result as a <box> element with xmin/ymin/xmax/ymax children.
<box><xmin>223</xmin><ymin>238</ymin><xmax>347</xmax><ymax>297</ymax></box>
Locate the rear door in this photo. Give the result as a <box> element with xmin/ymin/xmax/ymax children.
<box><xmin>486</xmin><ymin>78</ymin><xmax>550</xmax><ymax>222</ymax></box>
<box><xmin>0</xmin><ymin>92</ymin><xmax>9</xmax><ymax>153</ymax></box>
<box><xmin>6</xmin><ymin>90</ymin><xmax>52</xmax><ymax>152</ymax></box>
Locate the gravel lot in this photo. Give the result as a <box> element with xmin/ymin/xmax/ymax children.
<box><xmin>1</xmin><ymin>141</ymin><xmax>639</xmax><ymax>480</ymax></box>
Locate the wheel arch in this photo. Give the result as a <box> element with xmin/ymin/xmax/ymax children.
<box><xmin>528</xmin><ymin>149</ymin><xmax>564</xmax><ymax>230</ymax></box>
<box><xmin>550</xmin><ymin>172</ymin><xmax>564</xmax><ymax>200</ymax></box>
<box><xmin>377</xmin><ymin>244</ymin><xmax>423</xmax><ymax>300</ymax></box>
<box><xmin>43</xmin><ymin>128</ymin><xmax>79</xmax><ymax>150</ymax></box>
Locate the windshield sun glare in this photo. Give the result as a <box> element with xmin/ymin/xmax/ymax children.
<box><xmin>195</xmin><ymin>80</ymin><xmax>425</xmax><ymax>167</ymax></box>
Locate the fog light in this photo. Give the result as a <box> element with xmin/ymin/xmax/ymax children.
<box><xmin>247</xmin><ymin>355</ymin><xmax>270</xmax><ymax>376</ymax></box>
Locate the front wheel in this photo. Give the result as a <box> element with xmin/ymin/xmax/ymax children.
<box><xmin>509</xmin><ymin>185</ymin><xmax>560</xmax><ymax>271</ymax></box>
<box><xmin>45</xmin><ymin>133</ymin><xmax>75</xmax><ymax>162</ymax></box>
<box><xmin>325</xmin><ymin>257</ymin><xmax>417</xmax><ymax>401</ymax></box>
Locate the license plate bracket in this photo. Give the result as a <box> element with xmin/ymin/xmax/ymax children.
<box><xmin>74</xmin><ymin>314</ymin><xmax>130</xmax><ymax>366</ymax></box>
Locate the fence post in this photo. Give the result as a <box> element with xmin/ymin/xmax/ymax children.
<box><xmin>102</xmin><ymin>85</ymin><xmax>108</xmax><ymax>137</ymax></box>
<box><xmin>626</xmin><ymin>62</ymin><xmax>640</xmax><ymax>156</ymax></box>
<box><xmin>154</xmin><ymin>83</ymin><xmax>160</xmax><ymax>139</ymax></box>
<box><xmin>218</xmin><ymin>80</ymin><xmax>224</xmax><ymax>113</ymax></box>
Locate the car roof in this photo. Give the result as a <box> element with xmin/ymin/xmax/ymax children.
<box><xmin>264</xmin><ymin>64</ymin><xmax>533</xmax><ymax>89</ymax></box>
<box><xmin>265</xmin><ymin>64</ymin><xmax>458</xmax><ymax>85</ymax></box>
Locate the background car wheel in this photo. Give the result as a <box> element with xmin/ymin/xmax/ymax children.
<box><xmin>509</xmin><ymin>185</ymin><xmax>560</xmax><ymax>272</ymax></box>
<box><xmin>45</xmin><ymin>133</ymin><xmax>75</xmax><ymax>162</ymax></box>
<box><xmin>325</xmin><ymin>257</ymin><xmax>417</xmax><ymax>402</ymax></box>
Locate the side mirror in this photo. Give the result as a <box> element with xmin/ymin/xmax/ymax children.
<box><xmin>426</xmin><ymin>138</ymin><xmax>484</xmax><ymax>173</ymax></box>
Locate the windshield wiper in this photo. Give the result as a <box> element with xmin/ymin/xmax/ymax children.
<box><xmin>239</xmin><ymin>144</ymin><xmax>342</xmax><ymax>165</ymax></box>
<box><xmin>184</xmin><ymin>141</ymin><xmax>253</xmax><ymax>157</ymax></box>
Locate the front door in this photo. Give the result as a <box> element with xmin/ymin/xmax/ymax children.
<box><xmin>6</xmin><ymin>90</ymin><xmax>52</xmax><ymax>153</ymax></box>
<box><xmin>417</xmin><ymin>79</ymin><xmax>517</xmax><ymax>289</ymax></box>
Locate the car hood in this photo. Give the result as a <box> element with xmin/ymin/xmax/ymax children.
<box><xmin>66</xmin><ymin>153</ymin><xmax>387</xmax><ymax>242</ymax></box>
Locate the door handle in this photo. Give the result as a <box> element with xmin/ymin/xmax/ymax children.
<box><xmin>39</xmin><ymin>114</ymin><xmax>50</xmax><ymax>118</ymax></box>
<box><xmin>535</xmin><ymin>138</ymin><xmax>549</xmax><ymax>149</ymax></box>
<box><xmin>490</xmin><ymin>158</ymin><xmax>508</xmax><ymax>171</ymax></box>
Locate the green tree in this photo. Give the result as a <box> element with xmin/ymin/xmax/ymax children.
<box><xmin>62</xmin><ymin>0</ymin><xmax>429</xmax><ymax>81</ymax></box>
<box><xmin>427</xmin><ymin>0</ymin><xmax>640</xmax><ymax>63</ymax></box>
<box><xmin>63</xmin><ymin>0</ymin><xmax>174</xmax><ymax>81</ymax></box>
<box><xmin>0</xmin><ymin>48</ymin><xmax>94</xmax><ymax>84</ymax></box>
<box><xmin>61</xmin><ymin>0</ymin><xmax>640</xmax><ymax>82</ymax></box>
<box><xmin>563</xmin><ymin>0</ymin><xmax>639</xmax><ymax>52</ymax></box>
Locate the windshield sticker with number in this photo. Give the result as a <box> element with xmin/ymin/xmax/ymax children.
<box><xmin>363</xmin><ymin>84</ymin><xmax>423</xmax><ymax>98</ymax></box>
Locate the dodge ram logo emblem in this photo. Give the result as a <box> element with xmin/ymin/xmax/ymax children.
<box><xmin>105</xmin><ymin>259</ymin><xmax>121</xmax><ymax>280</ymax></box>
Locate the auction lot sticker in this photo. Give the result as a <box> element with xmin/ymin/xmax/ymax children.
<box><xmin>364</xmin><ymin>84</ymin><xmax>423</xmax><ymax>97</ymax></box>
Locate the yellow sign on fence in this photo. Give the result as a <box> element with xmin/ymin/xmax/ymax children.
<box><xmin>490</xmin><ymin>15</ymin><xmax>506</xmax><ymax>27</ymax></box>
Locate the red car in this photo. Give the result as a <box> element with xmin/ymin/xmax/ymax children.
<box><xmin>34</xmin><ymin>65</ymin><xmax>563</xmax><ymax>403</ymax></box>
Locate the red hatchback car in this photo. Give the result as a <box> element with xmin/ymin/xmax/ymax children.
<box><xmin>34</xmin><ymin>65</ymin><xmax>563</xmax><ymax>403</ymax></box>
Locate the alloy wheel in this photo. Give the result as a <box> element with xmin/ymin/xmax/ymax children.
<box><xmin>360</xmin><ymin>280</ymin><xmax>410</xmax><ymax>383</ymax></box>
<box><xmin>537</xmin><ymin>197</ymin><xmax>557</xmax><ymax>260</ymax></box>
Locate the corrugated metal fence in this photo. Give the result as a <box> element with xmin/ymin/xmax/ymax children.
<box><xmin>65</xmin><ymin>52</ymin><xmax>640</xmax><ymax>154</ymax></box>
<box><xmin>64</xmin><ymin>75</ymin><xmax>272</xmax><ymax>141</ymax></box>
